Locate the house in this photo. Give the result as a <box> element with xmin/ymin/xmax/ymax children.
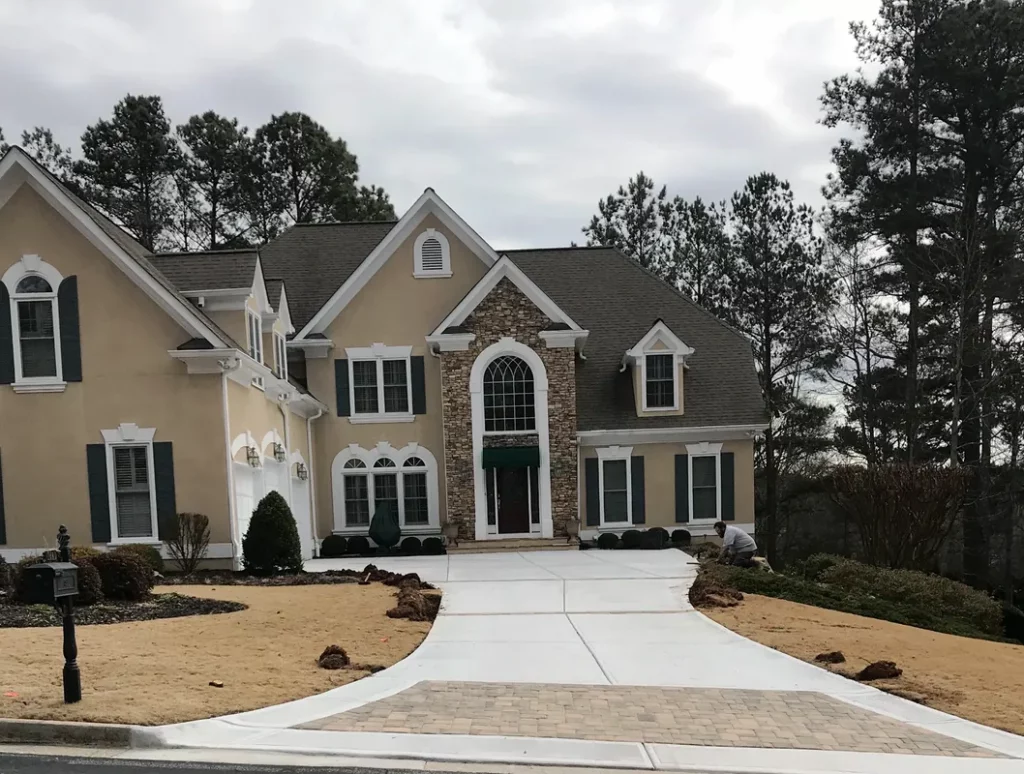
<box><xmin>0</xmin><ymin>147</ymin><xmax>767</xmax><ymax>567</ymax></box>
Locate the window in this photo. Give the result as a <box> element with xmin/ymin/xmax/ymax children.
<box><xmin>247</xmin><ymin>309</ymin><xmax>264</xmax><ymax>388</ymax></box>
<box><xmin>113</xmin><ymin>446</ymin><xmax>154</xmax><ymax>539</ymax></box>
<box><xmin>12</xmin><ymin>274</ymin><xmax>61</xmax><ymax>382</ymax></box>
<box><xmin>686</xmin><ymin>442</ymin><xmax>722</xmax><ymax>522</ymax></box>
<box><xmin>597</xmin><ymin>446</ymin><xmax>633</xmax><ymax>526</ymax></box>
<box><xmin>347</xmin><ymin>345</ymin><xmax>413</xmax><ymax>420</ymax></box>
<box><xmin>645</xmin><ymin>354</ymin><xmax>675</xmax><ymax>409</ymax></box>
<box><xmin>273</xmin><ymin>332</ymin><xmax>287</xmax><ymax>379</ymax></box>
<box><xmin>334</xmin><ymin>446</ymin><xmax>439</xmax><ymax>531</ymax></box>
<box><xmin>413</xmin><ymin>229</ymin><xmax>452</xmax><ymax>277</ymax></box>
<box><xmin>483</xmin><ymin>355</ymin><xmax>535</xmax><ymax>432</ymax></box>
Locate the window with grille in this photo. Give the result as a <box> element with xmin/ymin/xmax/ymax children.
<box><xmin>373</xmin><ymin>459</ymin><xmax>399</xmax><ymax>520</ymax></box>
<box><xmin>273</xmin><ymin>333</ymin><xmax>287</xmax><ymax>379</ymax></box>
<box><xmin>483</xmin><ymin>356</ymin><xmax>535</xmax><ymax>432</ymax></box>
<box><xmin>247</xmin><ymin>310</ymin><xmax>264</xmax><ymax>388</ymax></box>
<box><xmin>602</xmin><ymin>459</ymin><xmax>629</xmax><ymax>523</ymax></box>
<box><xmin>645</xmin><ymin>354</ymin><xmax>675</xmax><ymax>409</ymax></box>
<box><xmin>13</xmin><ymin>275</ymin><xmax>58</xmax><ymax>379</ymax></box>
<box><xmin>338</xmin><ymin>453</ymin><xmax>436</xmax><ymax>530</ymax></box>
<box><xmin>691</xmin><ymin>456</ymin><xmax>718</xmax><ymax>520</ymax></box>
<box><xmin>382</xmin><ymin>359</ymin><xmax>409</xmax><ymax>413</ymax></box>
<box><xmin>113</xmin><ymin>446</ymin><xmax>154</xmax><ymax>538</ymax></box>
<box><xmin>350</xmin><ymin>356</ymin><xmax>410</xmax><ymax>416</ymax></box>
<box><xmin>403</xmin><ymin>457</ymin><xmax>429</xmax><ymax>525</ymax></box>
<box><xmin>352</xmin><ymin>360</ymin><xmax>379</xmax><ymax>413</ymax></box>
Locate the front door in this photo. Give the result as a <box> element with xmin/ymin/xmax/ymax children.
<box><xmin>497</xmin><ymin>467</ymin><xmax>530</xmax><ymax>534</ymax></box>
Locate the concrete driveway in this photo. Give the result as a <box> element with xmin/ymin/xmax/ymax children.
<box><xmin>144</xmin><ymin>549</ymin><xmax>1024</xmax><ymax>773</ymax></box>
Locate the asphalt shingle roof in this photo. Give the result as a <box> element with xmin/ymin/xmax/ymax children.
<box><xmin>506</xmin><ymin>247</ymin><xmax>768</xmax><ymax>431</ymax></box>
<box><xmin>259</xmin><ymin>221</ymin><xmax>398</xmax><ymax>330</ymax></box>
<box><xmin>265</xmin><ymin>278</ymin><xmax>285</xmax><ymax>311</ymax></box>
<box><xmin>149</xmin><ymin>250</ymin><xmax>258</xmax><ymax>293</ymax></box>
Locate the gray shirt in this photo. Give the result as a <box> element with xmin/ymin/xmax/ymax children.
<box><xmin>721</xmin><ymin>525</ymin><xmax>756</xmax><ymax>555</ymax></box>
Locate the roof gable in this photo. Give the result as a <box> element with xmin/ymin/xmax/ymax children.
<box><xmin>626</xmin><ymin>320</ymin><xmax>695</xmax><ymax>361</ymax></box>
<box><xmin>294</xmin><ymin>189</ymin><xmax>500</xmax><ymax>338</ymax></box>
<box><xmin>0</xmin><ymin>147</ymin><xmax>230</xmax><ymax>348</ymax></box>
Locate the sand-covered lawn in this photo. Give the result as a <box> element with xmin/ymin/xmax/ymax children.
<box><xmin>706</xmin><ymin>593</ymin><xmax>1024</xmax><ymax>736</ymax></box>
<box><xmin>0</xmin><ymin>584</ymin><xmax>435</xmax><ymax>726</ymax></box>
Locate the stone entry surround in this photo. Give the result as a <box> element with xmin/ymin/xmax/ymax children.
<box><xmin>302</xmin><ymin>681</ymin><xmax>1003</xmax><ymax>758</ymax></box>
<box><xmin>440</xmin><ymin>278</ymin><xmax>578</xmax><ymax>541</ymax></box>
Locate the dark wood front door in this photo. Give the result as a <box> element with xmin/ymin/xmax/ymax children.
<box><xmin>497</xmin><ymin>467</ymin><xmax>530</xmax><ymax>534</ymax></box>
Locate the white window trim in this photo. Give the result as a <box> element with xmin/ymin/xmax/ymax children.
<box><xmin>346</xmin><ymin>343</ymin><xmax>413</xmax><ymax>423</ymax></box>
<box><xmin>247</xmin><ymin>307</ymin><xmax>264</xmax><ymax>390</ymax></box>
<box><xmin>331</xmin><ymin>443</ymin><xmax>440</xmax><ymax>534</ymax></box>
<box><xmin>101</xmin><ymin>424</ymin><xmax>160</xmax><ymax>544</ymax></box>
<box><xmin>687</xmin><ymin>441</ymin><xmax>723</xmax><ymax>523</ymax></box>
<box><xmin>596</xmin><ymin>445</ymin><xmax>633</xmax><ymax>528</ymax></box>
<box><xmin>413</xmin><ymin>228</ymin><xmax>453</xmax><ymax>278</ymax></box>
<box><xmin>2</xmin><ymin>255</ymin><xmax>66</xmax><ymax>393</ymax></box>
<box><xmin>273</xmin><ymin>331</ymin><xmax>287</xmax><ymax>379</ymax></box>
<box><xmin>641</xmin><ymin>352</ymin><xmax>679</xmax><ymax>412</ymax></box>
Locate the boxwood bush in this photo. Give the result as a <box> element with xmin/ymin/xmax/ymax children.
<box><xmin>90</xmin><ymin>552</ymin><xmax>154</xmax><ymax>601</ymax></box>
<box><xmin>242</xmin><ymin>491</ymin><xmax>304</xmax><ymax>574</ymax></box>
<box><xmin>347</xmin><ymin>535</ymin><xmax>371</xmax><ymax>556</ymax></box>
<box><xmin>422</xmin><ymin>537</ymin><xmax>445</xmax><ymax>555</ymax></box>
<box><xmin>671</xmin><ymin>529</ymin><xmax>692</xmax><ymax>546</ymax></box>
<box><xmin>647</xmin><ymin>527</ymin><xmax>669</xmax><ymax>548</ymax></box>
<box><xmin>113</xmin><ymin>544</ymin><xmax>164</xmax><ymax>574</ymax></box>
<box><xmin>621</xmin><ymin>530</ymin><xmax>643</xmax><ymax>549</ymax></box>
<box><xmin>319</xmin><ymin>534</ymin><xmax>348</xmax><ymax>558</ymax></box>
<box><xmin>401</xmin><ymin>536</ymin><xmax>422</xmax><ymax>555</ymax></box>
<box><xmin>597</xmin><ymin>532</ymin><xmax>620</xmax><ymax>550</ymax></box>
<box><xmin>12</xmin><ymin>552</ymin><xmax>104</xmax><ymax>605</ymax></box>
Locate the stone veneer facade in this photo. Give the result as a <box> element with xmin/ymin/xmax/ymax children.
<box><xmin>440</xmin><ymin>278</ymin><xmax>578</xmax><ymax>540</ymax></box>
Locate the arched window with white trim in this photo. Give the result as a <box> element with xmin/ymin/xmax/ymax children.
<box><xmin>332</xmin><ymin>444</ymin><xmax>440</xmax><ymax>532</ymax></box>
<box><xmin>483</xmin><ymin>355</ymin><xmax>535</xmax><ymax>432</ymax></box>
<box><xmin>413</xmin><ymin>229</ymin><xmax>452</xmax><ymax>278</ymax></box>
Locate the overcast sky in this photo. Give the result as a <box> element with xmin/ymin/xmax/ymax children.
<box><xmin>1</xmin><ymin>0</ymin><xmax>879</xmax><ymax>249</ymax></box>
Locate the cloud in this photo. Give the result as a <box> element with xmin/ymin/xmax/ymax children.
<box><xmin>0</xmin><ymin>0</ymin><xmax>875</xmax><ymax>248</ymax></box>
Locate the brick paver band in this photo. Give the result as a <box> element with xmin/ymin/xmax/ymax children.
<box><xmin>300</xmin><ymin>681</ymin><xmax>1001</xmax><ymax>758</ymax></box>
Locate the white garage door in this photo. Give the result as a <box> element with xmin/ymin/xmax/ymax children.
<box><xmin>291</xmin><ymin>477</ymin><xmax>314</xmax><ymax>560</ymax></box>
<box><xmin>234</xmin><ymin>462</ymin><xmax>256</xmax><ymax>544</ymax></box>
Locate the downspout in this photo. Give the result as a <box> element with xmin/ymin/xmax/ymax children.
<box><xmin>220</xmin><ymin>359</ymin><xmax>242</xmax><ymax>570</ymax></box>
<box><xmin>306</xmin><ymin>406</ymin><xmax>324</xmax><ymax>554</ymax></box>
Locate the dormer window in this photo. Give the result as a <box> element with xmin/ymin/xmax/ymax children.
<box><xmin>625</xmin><ymin>320</ymin><xmax>694</xmax><ymax>415</ymax></box>
<box><xmin>414</xmin><ymin>229</ymin><xmax>452</xmax><ymax>278</ymax></box>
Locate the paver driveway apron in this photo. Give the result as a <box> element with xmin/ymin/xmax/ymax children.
<box><xmin>146</xmin><ymin>550</ymin><xmax>1024</xmax><ymax>773</ymax></box>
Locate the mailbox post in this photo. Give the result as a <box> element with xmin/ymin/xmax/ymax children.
<box><xmin>24</xmin><ymin>526</ymin><xmax>81</xmax><ymax>703</ymax></box>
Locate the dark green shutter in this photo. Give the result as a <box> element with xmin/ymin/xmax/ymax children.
<box><xmin>631</xmin><ymin>456</ymin><xmax>645</xmax><ymax>524</ymax></box>
<box><xmin>721</xmin><ymin>452</ymin><xmax>735</xmax><ymax>522</ymax></box>
<box><xmin>86</xmin><ymin>444</ymin><xmax>111</xmax><ymax>543</ymax></box>
<box><xmin>153</xmin><ymin>442</ymin><xmax>177</xmax><ymax>540</ymax></box>
<box><xmin>411</xmin><ymin>355</ymin><xmax>426</xmax><ymax>415</ymax></box>
<box><xmin>585</xmin><ymin>457</ymin><xmax>600</xmax><ymax>526</ymax></box>
<box><xmin>335</xmin><ymin>359</ymin><xmax>350</xmax><ymax>417</ymax></box>
<box><xmin>0</xmin><ymin>283</ymin><xmax>13</xmax><ymax>385</ymax></box>
<box><xmin>58</xmin><ymin>276</ymin><xmax>82</xmax><ymax>382</ymax></box>
<box><xmin>0</xmin><ymin>449</ymin><xmax>6</xmax><ymax>545</ymax></box>
<box><xmin>675</xmin><ymin>454</ymin><xmax>689</xmax><ymax>523</ymax></box>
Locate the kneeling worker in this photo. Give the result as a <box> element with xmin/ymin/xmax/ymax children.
<box><xmin>714</xmin><ymin>521</ymin><xmax>757</xmax><ymax>567</ymax></box>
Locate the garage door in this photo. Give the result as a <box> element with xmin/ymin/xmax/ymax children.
<box><xmin>234</xmin><ymin>462</ymin><xmax>257</xmax><ymax>543</ymax></box>
<box><xmin>291</xmin><ymin>477</ymin><xmax>314</xmax><ymax>560</ymax></box>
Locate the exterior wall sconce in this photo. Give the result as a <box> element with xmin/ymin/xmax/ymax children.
<box><xmin>273</xmin><ymin>443</ymin><xmax>287</xmax><ymax>462</ymax></box>
<box><xmin>246</xmin><ymin>446</ymin><xmax>261</xmax><ymax>467</ymax></box>
<box><xmin>296</xmin><ymin>462</ymin><xmax>309</xmax><ymax>481</ymax></box>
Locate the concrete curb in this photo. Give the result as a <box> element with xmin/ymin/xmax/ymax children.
<box><xmin>0</xmin><ymin>718</ymin><xmax>134</xmax><ymax>748</ymax></box>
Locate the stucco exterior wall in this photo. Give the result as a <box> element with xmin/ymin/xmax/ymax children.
<box><xmin>580</xmin><ymin>438</ymin><xmax>755</xmax><ymax>533</ymax></box>
<box><xmin>0</xmin><ymin>185</ymin><xmax>232</xmax><ymax>549</ymax></box>
<box><xmin>306</xmin><ymin>213</ymin><xmax>490</xmax><ymax>538</ymax></box>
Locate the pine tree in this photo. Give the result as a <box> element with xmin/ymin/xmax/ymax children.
<box><xmin>671</xmin><ymin>196</ymin><xmax>731</xmax><ymax>313</ymax></box>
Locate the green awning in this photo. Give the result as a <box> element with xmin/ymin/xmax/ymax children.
<box><xmin>482</xmin><ymin>446</ymin><xmax>540</xmax><ymax>469</ymax></box>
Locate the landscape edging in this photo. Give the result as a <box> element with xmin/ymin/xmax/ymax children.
<box><xmin>0</xmin><ymin>717</ymin><xmax>134</xmax><ymax>747</ymax></box>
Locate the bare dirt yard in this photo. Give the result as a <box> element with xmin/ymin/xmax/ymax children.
<box><xmin>706</xmin><ymin>593</ymin><xmax>1024</xmax><ymax>736</ymax></box>
<box><xmin>0</xmin><ymin>583</ymin><xmax>435</xmax><ymax>725</ymax></box>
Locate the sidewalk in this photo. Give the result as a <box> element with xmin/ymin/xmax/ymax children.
<box><xmin>138</xmin><ymin>549</ymin><xmax>1024</xmax><ymax>773</ymax></box>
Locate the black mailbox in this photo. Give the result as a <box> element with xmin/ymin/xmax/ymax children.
<box><xmin>22</xmin><ymin>562</ymin><xmax>79</xmax><ymax>605</ymax></box>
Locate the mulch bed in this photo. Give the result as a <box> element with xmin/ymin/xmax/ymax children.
<box><xmin>158</xmin><ymin>565</ymin><xmax>435</xmax><ymax>590</ymax></box>
<box><xmin>0</xmin><ymin>592</ymin><xmax>246</xmax><ymax>628</ymax></box>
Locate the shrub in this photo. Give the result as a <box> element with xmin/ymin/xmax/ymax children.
<box><xmin>70</xmin><ymin>558</ymin><xmax>104</xmax><ymax>605</ymax></box>
<box><xmin>671</xmin><ymin>529</ymin><xmax>692</xmax><ymax>546</ymax></box>
<box><xmin>401</xmin><ymin>537</ymin><xmax>422</xmax><ymax>555</ymax></box>
<box><xmin>422</xmin><ymin>537</ymin><xmax>445</xmax><ymax>555</ymax></box>
<box><xmin>90</xmin><ymin>552</ymin><xmax>154</xmax><ymax>601</ymax></box>
<box><xmin>347</xmin><ymin>535</ymin><xmax>371</xmax><ymax>557</ymax></box>
<box><xmin>798</xmin><ymin>553</ymin><xmax>843</xmax><ymax>581</ymax></box>
<box><xmin>819</xmin><ymin>559</ymin><xmax>1003</xmax><ymax>636</ymax></box>
<box><xmin>621</xmin><ymin>530</ymin><xmax>643</xmax><ymax>549</ymax></box>
<box><xmin>70</xmin><ymin>546</ymin><xmax>101</xmax><ymax>561</ymax></box>
<box><xmin>597</xmin><ymin>532</ymin><xmax>620</xmax><ymax>550</ymax></box>
<box><xmin>0</xmin><ymin>557</ymin><xmax>10</xmax><ymax>592</ymax></box>
<box><xmin>319</xmin><ymin>534</ymin><xmax>348</xmax><ymax>558</ymax></box>
<box><xmin>647</xmin><ymin>527</ymin><xmax>669</xmax><ymax>548</ymax></box>
<box><xmin>113</xmin><ymin>544</ymin><xmax>164</xmax><ymax>574</ymax></box>
<box><xmin>368</xmin><ymin>504</ymin><xmax>401</xmax><ymax>550</ymax></box>
<box><xmin>243</xmin><ymin>491</ymin><xmax>304</xmax><ymax>575</ymax></box>
<box><xmin>165</xmin><ymin>512</ymin><xmax>211</xmax><ymax>575</ymax></box>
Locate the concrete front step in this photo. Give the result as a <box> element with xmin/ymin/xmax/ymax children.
<box><xmin>448</xmin><ymin>537</ymin><xmax>577</xmax><ymax>554</ymax></box>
